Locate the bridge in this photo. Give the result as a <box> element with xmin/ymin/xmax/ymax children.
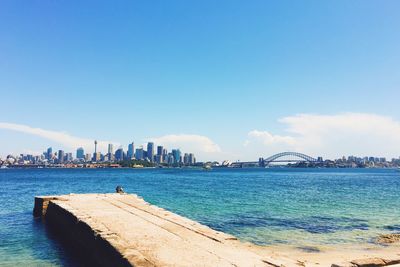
<box><xmin>230</xmin><ymin>152</ymin><xmax>320</xmax><ymax>167</ymax></box>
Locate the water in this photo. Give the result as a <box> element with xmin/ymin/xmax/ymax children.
<box><xmin>0</xmin><ymin>168</ymin><xmax>399</xmax><ymax>266</ymax></box>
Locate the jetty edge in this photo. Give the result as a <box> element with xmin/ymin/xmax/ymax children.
<box><xmin>33</xmin><ymin>193</ymin><xmax>297</xmax><ymax>267</ymax></box>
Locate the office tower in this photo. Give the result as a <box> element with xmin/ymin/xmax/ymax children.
<box><xmin>108</xmin><ymin>144</ymin><xmax>114</xmax><ymax>155</ymax></box>
<box><xmin>107</xmin><ymin>144</ymin><xmax>114</xmax><ymax>161</ymax></box>
<box><xmin>47</xmin><ymin>147</ymin><xmax>53</xmax><ymax>160</ymax></box>
<box><xmin>183</xmin><ymin>153</ymin><xmax>189</xmax><ymax>165</ymax></box>
<box><xmin>157</xmin><ymin>146</ymin><xmax>163</xmax><ymax>163</ymax></box>
<box><xmin>93</xmin><ymin>152</ymin><xmax>101</xmax><ymax>162</ymax></box>
<box><xmin>147</xmin><ymin>142</ymin><xmax>154</xmax><ymax>162</ymax></box>
<box><xmin>76</xmin><ymin>147</ymin><xmax>85</xmax><ymax>159</ymax></box>
<box><xmin>172</xmin><ymin>149</ymin><xmax>181</xmax><ymax>164</ymax></box>
<box><xmin>128</xmin><ymin>142</ymin><xmax>135</xmax><ymax>159</ymax></box>
<box><xmin>157</xmin><ymin>146</ymin><xmax>163</xmax><ymax>156</ymax></box>
<box><xmin>189</xmin><ymin>153</ymin><xmax>195</xmax><ymax>165</ymax></box>
<box><xmin>66</xmin><ymin>153</ymin><xmax>73</xmax><ymax>162</ymax></box>
<box><xmin>135</xmin><ymin>148</ymin><xmax>144</xmax><ymax>160</ymax></box>
<box><xmin>115</xmin><ymin>148</ymin><xmax>124</xmax><ymax>161</ymax></box>
<box><xmin>85</xmin><ymin>153</ymin><xmax>92</xmax><ymax>162</ymax></box>
<box><xmin>58</xmin><ymin>150</ymin><xmax>65</xmax><ymax>163</ymax></box>
<box><xmin>167</xmin><ymin>153</ymin><xmax>175</xmax><ymax>165</ymax></box>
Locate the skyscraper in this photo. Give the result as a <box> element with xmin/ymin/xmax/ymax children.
<box><xmin>76</xmin><ymin>147</ymin><xmax>85</xmax><ymax>159</ymax></box>
<box><xmin>128</xmin><ymin>142</ymin><xmax>135</xmax><ymax>159</ymax></box>
<box><xmin>135</xmin><ymin>148</ymin><xmax>144</xmax><ymax>160</ymax></box>
<box><xmin>183</xmin><ymin>153</ymin><xmax>189</xmax><ymax>165</ymax></box>
<box><xmin>115</xmin><ymin>148</ymin><xmax>124</xmax><ymax>161</ymax></box>
<box><xmin>93</xmin><ymin>140</ymin><xmax>98</xmax><ymax>161</ymax></box>
<box><xmin>157</xmin><ymin>146</ymin><xmax>163</xmax><ymax>156</ymax></box>
<box><xmin>172</xmin><ymin>149</ymin><xmax>181</xmax><ymax>164</ymax></box>
<box><xmin>156</xmin><ymin>146</ymin><xmax>163</xmax><ymax>163</ymax></box>
<box><xmin>108</xmin><ymin>144</ymin><xmax>114</xmax><ymax>155</ymax></box>
<box><xmin>147</xmin><ymin>142</ymin><xmax>154</xmax><ymax>162</ymax></box>
<box><xmin>107</xmin><ymin>144</ymin><xmax>114</xmax><ymax>161</ymax></box>
<box><xmin>58</xmin><ymin>150</ymin><xmax>65</xmax><ymax>163</ymax></box>
<box><xmin>189</xmin><ymin>153</ymin><xmax>195</xmax><ymax>165</ymax></box>
<box><xmin>47</xmin><ymin>147</ymin><xmax>53</xmax><ymax>160</ymax></box>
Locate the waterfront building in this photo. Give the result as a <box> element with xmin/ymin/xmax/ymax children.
<box><xmin>66</xmin><ymin>153</ymin><xmax>73</xmax><ymax>162</ymax></box>
<box><xmin>107</xmin><ymin>144</ymin><xmax>114</xmax><ymax>161</ymax></box>
<box><xmin>85</xmin><ymin>153</ymin><xmax>92</xmax><ymax>162</ymax></box>
<box><xmin>147</xmin><ymin>142</ymin><xmax>154</xmax><ymax>162</ymax></box>
<box><xmin>47</xmin><ymin>147</ymin><xmax>53</xmax><ymax>160</ymax></box>
<box><xmin>157</xmin><ymin>146</ymin><xmax>163</xmax><ymax>163</ymax></box>
<box><xmin>183</xmin><ymin>153</ymin><xmax>189</xmax><ymax>165</ymax></box>
<box><xmin>115</xmin><ymin>148</ymin><xmax>125</xmax><ymax>161</ymax></box>
<box><xmin>155</xmin><ymin>154</ymin><xmax>162</xmax><ymax>164</ymax></box>
<box><xmin>157</xmin><ymin>146</ymin><xmax>163</xmax><ymax>156</ymax></box>
<box><xmin>167</xmin><ymin>153</ymin><xmax>175</xmax><ymax>165</ymax></box>
<box><xmin>76</xmin><ymin>147</ymin><xmax>85</xmax><ymax>159</ymax></box>
<box><xmin>128</xmin><ymin>142</ymin><xmax>135</xmax><ymax>159</ymax></box>
<box><xmin>135</xmin><ymin>148</ymin><xmax>144</xmax><ymax>160</ymax></box>
<box><xmin>189</xmin><ymin>153</ymin><xmax>195</xmax><ymax>165</ymax></box>
<box><xmin>93</xmin><ymin>152</ymin><xmax>101</xmax><ymax>162</ymax></box>
<box><xmin>58</xmin><ymin>150</ymin><xmax>65</xmax><ymax>163</ymax></box>
<box><xmin>172</xmin><ymin>149</ymin><xmax>181</xmax><ymax>164</ymax></box>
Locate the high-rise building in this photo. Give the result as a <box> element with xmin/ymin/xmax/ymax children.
<box><xmin>85</xmin><ymin>153</ymin><xmax>92</xmax><ymax>162</ymax></box>
<box><xmin>58</xmin><ymin>150</ymin><xmax>65</xmax><ymax>163</ymax></box>
<box><xmin>167</xmin><ymin>153</ymin><xmax>175</xmax><ymax>165</ymax></box>
<box><xmin>108</xmin><ymin>144</ymin><xmax>114</xmax><ymax>155</ymax></box>
<box><xmin>157</xmin><ymin>146</ymin><xmax>163</xmax><ymax>156</ymax></box>
<box><xmin>115</xmin><ymin>148</ymin><xmax>125</xmax><ymax>161</ymax></box>
<box><xmin>147</xmin><ymin>142</ymin><xmax>154</xmax><ymax>162</ymax></box>
<box><xmin>135</xmin><ymin>148</ymin><xmax>144</xmax><ymax>160</ymax></box>
<box><xmin>183</xmin><ymin>153</ymin><xmax>189</xmax><ymax>165</ymax></box>
<box><xmin>172</xmin><ymin>149</ymin><xmax>181</xmax><ymax>164</ymax></box>
<box><xmin>93</xmin><ymin>152</ymin><xmax>101</xmax><ymax>162</ymax></box>
<box><xmin>189</xmin><ymin>153</ymin><xmax>195</xmax><ymax>165</ymax></box>
<box><xmin>47</xmin><ymin>147</ymin><xmax>53</xmax><ymax>160</ymax></box>
<box><xmin>66</xmin><ymin>153</ymin><xmax>73</xmax><ymax>162</ymax></box>
<box><xmin>107</xmin><ymin>144</ymin><xmax>114</xmax><ymax>161</ymax></box>
<box><xmin>156</xmin><ymin>146</ymin><xmax>163</xmax><ymax>163</ymax></box>
<box><xmin>76</xmin><ymin>147</ymin><xmax>85</xmax><ymax>159</ymax></box>
<box><xmin>128</xmin><ymin>142</ymin><xmax>135</xmax><ymax>159</ymax></box>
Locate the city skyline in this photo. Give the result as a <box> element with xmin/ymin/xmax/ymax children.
<box><xmin>0</xmin><ymin>1</ymin><xmax>399</xmax><ymax>160</ymax></box>
<box><xmin>1</xmin><ymin>139</ymin><xmax>197</xmax><ymax>166</ymax></box>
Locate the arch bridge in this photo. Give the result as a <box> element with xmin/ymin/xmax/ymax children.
<box><xmin>231</xmin><ymin>152</ymin><xmax>319</xmax><ymax>167</ymax></box>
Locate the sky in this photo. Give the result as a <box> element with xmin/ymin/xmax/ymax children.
<box><xmin>0</xmin><ymin>0</ymin><xmax>399</xmax><ymax>161</ymax></box>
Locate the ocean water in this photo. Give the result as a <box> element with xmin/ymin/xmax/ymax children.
<box><xmin>0</xmin><ymin>168</ymin><xmax>399</xmax><ymax>266</ymax></box>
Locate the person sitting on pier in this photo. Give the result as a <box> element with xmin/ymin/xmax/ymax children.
<box><xmin>115</xmin><ymin>185</ymin><xmax>124</xmax><ymax>194</ymax></box>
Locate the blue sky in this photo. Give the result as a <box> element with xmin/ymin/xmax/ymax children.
<box><xmin>0</xmin><ymin>1</ymin><xmax>400</xmax><ymax>160</ymax></box>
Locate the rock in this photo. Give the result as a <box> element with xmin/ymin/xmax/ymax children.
<box><xmin>331</xmin><ymin>262</ymin><xmax>357</xmax><ymax>267</ymax></box>
<box><xmin>350</xmin><ymin>257</ymin><xmax>386</xmax><ymax>267</ymax></box>
<box><xmin>383</xmin><ymin>257</ymin><xmax>400</xmax><ymax>265</ymax></box>
<box><xmin>376</xmin><ymin>233</ymin><xmax>400</xmax><ymax>244</ymax></box>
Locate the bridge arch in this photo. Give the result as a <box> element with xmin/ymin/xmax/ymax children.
<box><xmin>262</xmin><ymin>152</ymin><xmax>317</xmax><ymax>165</ymax></box>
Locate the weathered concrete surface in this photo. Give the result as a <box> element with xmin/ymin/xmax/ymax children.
<box><xmin>34</xmin><ymin>193</ymin><xmax>298</xmax><ymax>267</ymax></box>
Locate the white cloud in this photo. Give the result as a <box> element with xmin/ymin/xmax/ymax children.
<box><xmin>246</xmin><ymin>113</ymin><xmax>400</xmax><ymax>159</ymax></box>
<box><xmin>0</xmin><ymin>122</ymin><xmax>117</xmax><ymax>153</ymax></box>
<box><xmin>148</xmin><ymin>134</ymin><xmax>221</xmax><ymax>160</ymax></box>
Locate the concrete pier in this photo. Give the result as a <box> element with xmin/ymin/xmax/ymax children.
<box><xmin>34</xmin><ymin>193</ymin><xmax>296</xmax><ymax>267</ymax></box>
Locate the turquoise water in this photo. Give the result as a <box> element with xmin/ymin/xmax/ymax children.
<box><xmin>0</xmin><ymin>168</ymin><xmax>399</xmax><ymax>266</ymax></box>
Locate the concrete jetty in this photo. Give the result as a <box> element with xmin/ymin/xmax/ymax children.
<box><xmin>33</xmin><ymin>193</ymin><xmax>296</xmax><ymax>267</ymax></box>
